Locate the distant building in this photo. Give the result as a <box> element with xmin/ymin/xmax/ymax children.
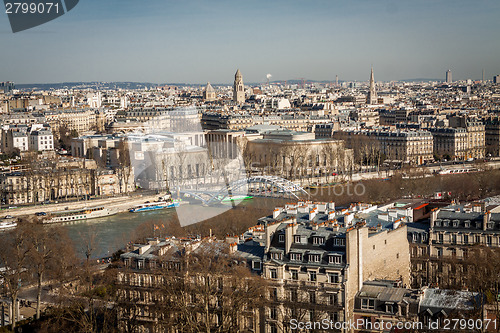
<box><xmin>29</xmin><ymin>127</ymin><xmax>54</xmax><ymax>151</ymax></box>
<box><xmin>430</xmin><ymin>127</ymin><xmax>468</xmax><ymax>160</ymax></box>
<box><xmin>0</xmin><ymin>81</ymin><xmax>15</xmax><ymax>93</ymax></box>
<box><xmin>1</xmin><ymin>125</ymin><xmax>29</xmax><ymax>154</ymax></box>
<box><xmin>203</xmin><ymin>82</ymin><xmax>216</xmax><ymax>101</ymax></box>
<box><xmin>245</xmin><ymin>130</ymin><xmax>354</xmax><ymax>181</ymax></box>
<box><xmin>494</xmin><ymin>75</ymin><xmax>500</xmax><ymax>84</ymax></box>
<box><xmin>485</xmin><ymin>116</ymin><xmax>500</xmax><ymax>157</ymax></box>
<box><xmin>446</xmin><ymin>70</ymin><xmax>452</xmax><ymax>83</ymax></box>
<box><xmin>233</xmin><ymin>69</ymin><xmax>245</xmax><ymax>103</ymax></box>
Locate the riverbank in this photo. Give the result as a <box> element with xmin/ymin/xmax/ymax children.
<box><xmin>0</xmin><ymin>193</ymin><xmax>164</xmax><ymax>220</ymax></box>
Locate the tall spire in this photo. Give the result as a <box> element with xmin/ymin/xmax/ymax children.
<box><xmin>233</xmin><ymin>69</ymin><xmax>245</xmax><ymax>103</ymax></box>
<box><xmin>367</xmin><ymin>67</ymin><xmax>377</xmax><ymax>105</ymax></box>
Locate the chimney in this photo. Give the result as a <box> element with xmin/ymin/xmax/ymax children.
<box><xmin>273</xmin><ymin>208</ymin><xmax>282</xmax><ymax>219</ymax></box>
<box><xmin>285</xmin><ymin>223</ymin><xmax>294</xmax><ymax>254</ymax></box>
<box><xmin>483</xmin><ymin>211</ymin><xmax>491</xmax><ymax>231</ymax></box>
<box><xmin>309</xmin><ymin>207</ymin><xmax>317</xmax><ymax>221</ymax></box>
<box><xmin>430</xmin><ymin>208</ymin><xmax>438</xmax><ymax>229</ymax></box>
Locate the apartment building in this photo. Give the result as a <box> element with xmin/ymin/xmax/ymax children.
<box><xmin>408</xmin><ymin>203</ymin><xmax>500</xmax><ymax>288</ymax></box>
<box><xmin>235</xmin><ymin>201</ymin><xmax>411</xmax><ymax>333</ymax></box>
<box><xmin>353</xmin><ymin>280</ymin><xmax>481</xmax><ymax>333</ymax></box>
<box><xmin>430</xmin><ymin>127</ymin><xmax>468</xmax><ymax>160</ymax></box>
<box><xmin>485</xmin><ymin>117</ymin><xmax>500</xmax><ymax>157</ymax></box>
<box><xmin>116</xmin><ymin>237</ymin><xmax>263</xmax><ymax>333</ymax></box>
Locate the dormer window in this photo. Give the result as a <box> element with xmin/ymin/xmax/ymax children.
<box><xmin>361</xmin><ymin>299</ymin><xmax>375</xmax><ymax>310</ymax></box>
<box><xmin>385</xmin><ymin>304</ymin><xmax>394</xmax><ymax>313</ymax></box>
<box><xmin>487</xmin><ymin>222</ymin><xmax>494</xmax><ymax>230</ymax></box>
<box><xmin>334</xmin><ymin>238</ymin><xmax>345</xmax><ymax>246</ymax></box>
<box><xmin>443</xmin><ymin>219</ymin><xmax>450</xmax><ymax>227</ymax></box>
<box><xmin>476</xmin><ymin>222</ymin><xmax>481</xmax><ymax>229</ymax></box>
<box><xmin>309</xmin><ymin>254</ymin><xmax>321</xmax><ymax>263</ymax></box>
<box><xmin>271</xmin><ymin>252</ymin><xmax>283</xmax><ymax>261</ymax></box>
<box><xmin>290</xmin><ymin>253</ymin><xmax>302</xmax><ymax>261</ymax></box>
<box><xmin>294</xmin><ymin>235</ymin><xmax>301</xmax><ymax>243</ymax></box>
<box><xmin>435</xmin><ymin>219</ymin><xmax>442</xmax><ymax>227</ymax></box>
<box><xmin>329</xmin><ymin>254</ymin><xmax>342</xmax><ymax>264</ymax></box>
<box><xmin>313</xmin><ymin>236</ymin><xmax>325</xmax><ymax>245</ymax></box>
<box><xmin>452</xmin><ymin>220</ymin><xmax>459</xmax><ymax>227</ymax></box>
<box><xmin>464</xmin><ymin>220</ymin><xmax>471</xmax><ymax>228</ymax></box>
<box><xmin>278</xmin><ymin>234</ymin><xmax>285</xmax><ymax>243</ymax></box>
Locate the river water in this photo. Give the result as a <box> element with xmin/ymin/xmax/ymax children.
<box><xmin>63</xmin><ymin>198</ymin><xmax>277</xmax><ymax>260</ymax></box>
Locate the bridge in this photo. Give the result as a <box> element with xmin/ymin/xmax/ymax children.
<box><xmin>178</xmin><ymin>176</ymin><xmax>309</xmax><ymax>205</ymax></box>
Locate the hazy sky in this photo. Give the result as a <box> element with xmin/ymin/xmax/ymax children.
<box><xmin>1</xmin><ymin>0</ymin><xmax>499</xmax><ymax>84</ymax></box>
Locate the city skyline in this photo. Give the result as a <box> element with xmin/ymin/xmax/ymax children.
<box><xmin>1</xmin><ymin>0</ymin><xmax>500</xmax><ymax>84</ymax></box>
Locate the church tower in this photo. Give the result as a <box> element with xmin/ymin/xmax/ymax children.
<box><xmin>367</xmin><ymin>67</ymin><xmax>377</xmax><ymax>105</ymax></box>
<box><xmin>233</xmin><ymin>69</ymin><xmax>245</xmax><ymax>103</ymax></box>
<box><xmin>203</xmin><ymin>82</ymin><xmax>216</xmax><ymax>101</ymax></box>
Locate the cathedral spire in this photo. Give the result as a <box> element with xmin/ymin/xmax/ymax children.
<box><xmin>367</xmin><ymin>67</ymin><xmax>377</xmax><ymax>105</ymax></box>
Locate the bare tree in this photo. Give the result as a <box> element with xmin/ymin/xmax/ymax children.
<box><xmin>0</xmin><ymin>222</ymin><xmax>32</xmax><ymax>329</ymax></box>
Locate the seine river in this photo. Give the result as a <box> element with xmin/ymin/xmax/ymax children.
<box><xmin>62</xmin><ymin>198</ymin><xmax>277</xmax><ymax>260</ymax></box>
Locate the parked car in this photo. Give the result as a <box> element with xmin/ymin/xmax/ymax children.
<box><xmin>35</xmin><ymin>212</ymin><xmax>47</xmax><ymax>216</ymax></box>
<box><xmin>4</xmin><ymin>215</ymin><xmax>14</xmax><ymax>219</ymax></box>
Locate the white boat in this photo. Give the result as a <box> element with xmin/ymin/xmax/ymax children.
<box><xmin>44</xmin><ymin>206</ymin><xmax>117</xmax><ymax>224</ymax></box>
<box><xmin>129</xmin><ymin>200</ymin><xmax>180</xmax><ymax>213</ymax></box>
<box><xmin>0</xmin><ymin>220</ymin><xmax>17</xmax><ymax>230</ymax></box>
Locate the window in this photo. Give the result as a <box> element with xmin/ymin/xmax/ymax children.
<box><xmin>328</xmin><ymin>293</ymin><xmax>338</xmax><ymax>305</ymax></box>
<box><xmin>252</xmin><ymin>261</ymin><xmax>261</xmax><ymax>270</ymax></box>
<box><xmin>438</xmin><ymin>234</ymin><xmax>443</xmax><ymax>243</ymax></box>
<box><xmin>437</xmin><ymin>248</ymin><xmax>443</xmax><ymax>257</ymax></box>
<box><xmin>271</xmin><ymin>252</ymin><xmax>282</xmax><ymax>260</ymax></box>
<box><xmin>463</xmin><ymin>235</ymin><xmax>469</xmax><ymax>244</ymax></box>
<box><xmin>278</xmin><ymin>234</ymin><xmax>285</xmax><ymax>243</ymax></box>
<box><xmin>294</xmin><ymin>235</ymin><xmax>301</xmax><ymax>243</ymax></box>
<box><xmin>475</xmin><ymin>235</ymin><xmax>481</xmax><ymax>244</ymax></box>
<box><xmin>487</xmin><ymin>235</ymin><xmax>492</xmax><ymax>246</ymax></box>
<box><xmin>309</xmin><ymin>291</ymin><xmax>316</xmax><ymax>304</ymax></box>
<box><xmin>269</xmin><ymin>307</ymin><xmax>277</xmax><ymax>320</ymax></box>
<box><xmin>290</xmin><ymin>289</ymin><xmax>298</xmax><ymax>302</ymax></box>
<box><xmin>309</xmin><ymin>271</ymin><xmax>317</xmax><ymax>282</ymax></box>
<box><xmin>291</xmin><ymin>270</ymin><xmax>298</xmax><ymax>280</ymax></box>
<box><xmin>334</xmin><ymin>238</ymin><xmax>345</xmax><ymax>246</ymax></box>
<box><xmin>386</xmin><ymin>304</ymin><xmax>394</xmax><ymax>313</ymax></box>
<box><xmin>270</xmin><ymin>288</ymin><xmax>278</xmax><ymax>301</ymax></box>
<box><xmin>328</xmin><ymin>272</ymin><xmax>340</xmax><ymax>283</ymax></box>
<box><xmin>329</xmin><ymin>255</ymin><xmax>342</xmax><ymax>264</ymax></box>
<box><xmin>270</xmin><ymin>269</ymin><xmax>277</xmax><ymax>279</ymax></box>
<box><xmin>313</xmin><ymin>236</ymin><xmax>325</xmax><ymax>245</ymax></box>
<box><xmin>309</xmin><ymin>254</ymin><xmax>321</xmax><ymax>263</ymax></box>
<box><xmin>290</xmin><ymin>253</ymin><xmax>302</xmax><ymax>261</ymax></box>
<box><xmin>451</xmin><ymin>248</ymin><xmax>457</xmax><ymax>257</ymax></box>
<box><xmin>361</xmin><ymin>298</ymin><xmax>375</xmax><ymax>310</ymax></box>
<box><xmin>329</xmin><ymin>312</ymin><xmax>339</xmax><ymax>322</ymax></box>
<box><xmin>451</xmin><ymin>234</ymin><xmax>457</xmax><ymax>244</ymax></box>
